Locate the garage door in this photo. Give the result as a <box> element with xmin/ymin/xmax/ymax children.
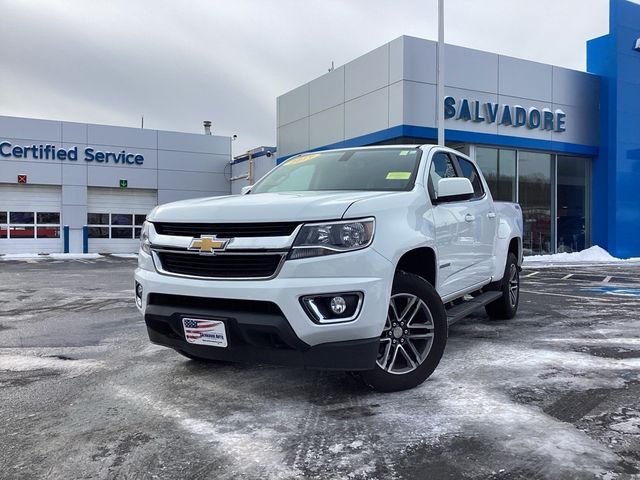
<box><xmin>0</xmin><ymin>184</ymin><xmax>63</xmax><ymax>254</ymax></box>
<box><xmin>87</xmin><ymin>187</ymin><xmax>157</xmax><ymax>254</ymax></box>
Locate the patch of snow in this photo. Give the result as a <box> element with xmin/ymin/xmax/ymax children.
<box><xmin>348</xmin><ymin>440</ymin><xmax>363</xmax><ymax>449</ymax></box>
<box><xmin>0</xmin><ymin>353</ymin><xmax>101</xmax><ymax>374</ymax></box>
<box><xmin>524</xmin><ymin>246</ymin><xmax>625</xmax><ymax>265</ymax></box>
<box><xmin>111</xmin><ymin>253</ymin><xmax>138</xmax><ymax>258</ymax></box>
<box><xmin>328</xmin><ymin>443</ymin><xmax>344</xmax><ymax>454</ymax></box>
<box><xmin>0</xmin><ymin>253</ymin><xmax>102</xmax><ymax>260</ymax></box>
<box><xmin>609</xmin><ymin>419</ymin><xmax>640</xmax><ymax>435</ymax></box>
<box><xmin>116</xmin><ymin>386</ymin><xmax>302</xmax><ymax>480</ymax></box>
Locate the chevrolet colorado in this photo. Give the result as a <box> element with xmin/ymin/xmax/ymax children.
<box><xmin>135</xmin><ymin>145</ymin><xmax>523</xmax><ymax>392</ymax></box>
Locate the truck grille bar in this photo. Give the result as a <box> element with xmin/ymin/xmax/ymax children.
<box><xmin>153</xmin><ymin>222</ymin><xmax>301</xmax><ymax>238</ymax></box>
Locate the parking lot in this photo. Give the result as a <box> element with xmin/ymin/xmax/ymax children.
<box><xmin>1</xmin><ymin>257</ymin><xmax>640</xmax><ymax>480</ymax></box>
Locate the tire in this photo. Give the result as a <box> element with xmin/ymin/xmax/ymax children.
<box><xmin>485</xmin><ymin>253</ymin><xmax>519</xmax><ymax>320</ymax></box>
<box><xmin>357</xmin><ymin>271</ymin><xmax>448</xmax><ymax>392</ymax></box>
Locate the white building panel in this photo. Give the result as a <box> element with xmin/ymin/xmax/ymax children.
<box><xmin>309</xmin><ymin>66</ymin><xmax>345</xmax><ymax>115</ymax></box>
<box><xmin>87</xmin><ymin>165</ymin><xmax>158</xmax><ymax>189</ymax></box>
<box><xmin>277</xmin><ymin>118</ymin><xmax>310</xmax><ymax>159</ymax></box>
<box><xmin>388</xmin><ymin>37</ymin><xmax>405</xmax><ymax>85</ymax></box>
<box><xmin>62</xmin><ymin>164</ymin><xmax>88</xmax><ymax>186</ymax></box>
<box><xmin>552</xmin><ymin>67</ymin><xmax>601</xmax><ymax>107</ymax></box>
<box><xmin>344</xmin><ymin>87</ymin><xmax>389</xmax><ymax>139</ymax></box>
<box><xmin>402</xmin><ymin>81</ymin><xmax>437</xmax><ymax>129</ymax></box>
<box><xmin>157</xmin><ymin>170</ymin><xmax>228</xmax><ymax>194</ymax></box>
<box><xmin>87</xmin><ymin>124</ymin><xmax>158</xmax><ymax>149</ymax></box>
<box><xmin>498</xmin><ymin>56</ymin><xmax>553</xmax><ymax>102</ymax></box>
<box><xmin>277</xmin><ymin>84</ymin><xmax>310</xmax><ymax>126</ymax></box>
<box><xmin>0</xmin><ymin>160</ymin><xmax>62</xmax><ymax>185</ymax></box>
<box><xmin>61</xmin><ymin>122</ymin><xmax>88</xmax><ymax>144</ymax></box>
<box><xmin>0</xmin><ymin>117</ymin><xmax>61</xmax><ymax>142</ymax></box>
<box><xmin>401</xmin><ymin>36</ymin><xmax>437</xmax><ymax>84</ymax></box>
<box><xmin>157</xmin><ymin>150</ymin><xmax>229</xmax><ymax>173</ymax></box>
<box><xmin>445</xmin><ymin>45</ymin><xmax>498</xmax><ymax>93</ymax></box>
<box><xmin>388</xmin><ymin>81</ymin><xmax>404</xmax><ymax>127</ymax></box>
<box><xmin>309</xmin><ymin>105</ymin><xmax>344</xmax><ymax>149</ymax></box>
<box><xmin>157</xmin><ymin>131</ymin><xmax>230</xmax><ymax>155</ymax></box>
<box><xmin>345</xmin><ymin>44</ymin><xmax>389</xmax><ymax>101</ymax></box>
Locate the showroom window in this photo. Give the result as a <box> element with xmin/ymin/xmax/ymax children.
<box><xmin>0</xmin><ymin>211</ymin><xmax>60</xmax><ymax>239</ymax></box>
<box><xmin>518</xmin><ymin>151</ymin><xmax>552</xmax><ymax>255</ymax></box>
<box><xmin>475</xmin><ymin>147</ymin><xmax>516</xmax><ymax>202</ymax></box>
<box><xmin>557</xmin><ymin>155</ymin><xmax>590</xmax><ymax>253</ymax></box>
<box><xmin>88</xmin><ymin>213</ymin><xmax>146</xmax><ymax>239</ymax></box>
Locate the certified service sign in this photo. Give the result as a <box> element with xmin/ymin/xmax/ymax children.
<box><xmin>0</xmin><ymin>141</ymin><xmax>144</xmax><ymax>166</ymax></box>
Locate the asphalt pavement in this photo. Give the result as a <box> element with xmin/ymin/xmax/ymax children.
<box><xmin>1</xmin><ymin>257</ymin><xmax>640</xmax><ymax>480</ymax></box>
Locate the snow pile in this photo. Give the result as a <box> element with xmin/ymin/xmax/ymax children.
<box><xmin>524</xmin><ymin>245</ymin><xmax>638</xmax><ymax>265</ymax></box>
<box><xmin>0</xmin><ymin>253</ymin><xmax>102</xmax><ymax>260</ymax></box>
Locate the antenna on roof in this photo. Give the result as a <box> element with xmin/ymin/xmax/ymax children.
<box><xmin>141</xmin><ymin>115</ymin><xmax>144</xmax><ymax>129</ymax></box>
<box><xmin>328</xmin><ymin>61</ymin><xmax>334</xmax><ymax>72</ymax></box>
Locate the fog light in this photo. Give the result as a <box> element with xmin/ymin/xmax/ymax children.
<box><xmin>300</xmin><ymin>292</ymin><xmax>363</xmax><ymax>324</ymax></box>
<box><xmin>330</xmin><ymin>296</ymin><xmax>346</xmax><ymax>314</ymax></box>
<box><xmin>135</xmin><ymin>282</ymin><xmax>143</xmax><ymax>307</ymax></box>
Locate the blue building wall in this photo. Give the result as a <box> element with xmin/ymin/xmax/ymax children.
<box><xmin>588</xmin><ymin>0</ymin><xmax>640</xmax><ymax>258</ymax></box>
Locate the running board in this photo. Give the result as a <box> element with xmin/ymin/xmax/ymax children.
<box><xmin>446</xmin><ymin>291</ymin><xmax>503</xmax><ymax>326</ymax></box>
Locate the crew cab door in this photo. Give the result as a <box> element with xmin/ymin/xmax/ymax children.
<box><xmin>454</xmin><ymin>155</ymin><xmax>497</xmax><ymax>283</ymax></box>
<box><xmin>427</xmin><ymin>151</ymin><xmax>495</xmax><ymax>298</ymax></box>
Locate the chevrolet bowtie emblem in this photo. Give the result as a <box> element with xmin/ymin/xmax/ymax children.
<box><xmin>188</xmin><ymin>235</ymin><xmax>230</xmax><ymax>254</ymax></box>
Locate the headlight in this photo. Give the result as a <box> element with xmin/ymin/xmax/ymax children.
<box><xmin>139</xmin><ymin>221</ymin><xmax>151</xmax><ymax>254</ymax></box>
<box><xmin>290</xmin><ymin>218</ymin><xmax>374</xmax><ymax>260</ymax></box>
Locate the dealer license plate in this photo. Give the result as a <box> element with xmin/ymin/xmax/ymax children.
<box><xmin>182</xmin><ymin>317</ymin><xmax>228</xmax><ymax>347</ymax></box>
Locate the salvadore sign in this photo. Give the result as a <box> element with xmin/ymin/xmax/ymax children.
<box><xmin>0</xmin><ymin>142</ymin><xmax>144</xmax><ymax>165</ymax></box>
<box><xmin>444</xmin><ymin>96</ymin><xmax>566</xmax><ymax>132</ymax></box>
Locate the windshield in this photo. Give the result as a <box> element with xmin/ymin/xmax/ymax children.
<box><xmin>250</xmin><ymin>148</ymin><xmax>421</xmax><ymax>194</ymax></box>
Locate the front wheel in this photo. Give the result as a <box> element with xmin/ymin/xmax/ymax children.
<box><xmin>358</xmin><ymin>271</ymin><xmax>448</xmax><ymax>392</ymax></box>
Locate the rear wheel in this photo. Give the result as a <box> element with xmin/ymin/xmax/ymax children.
<box><xmin>485</xmin><ymin>252</ymin><xmax>519</xmax><ymax>320</ymax></box>
<box><xmin>358</xmin><ymin>271</ymin><xmax>448</xmax><ymax>392</ymax></box>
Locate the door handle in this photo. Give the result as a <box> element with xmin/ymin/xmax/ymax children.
<box><xmin>464</xmin><ymin>214</ymin><xmax>475</xmax><ymax>222</ymax></box>
<box><xmin>487</xmin><ymin>212</ymin><xmax>496</xmax><ymax>219</ymax></box>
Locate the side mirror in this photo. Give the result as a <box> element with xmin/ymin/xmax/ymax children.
<box><xmin>436</xmin><ymin>177</ymin><xmax>474</xmax><ymax>202</ymax></box>
<box><xmin>240</xmin><ymin>185</ymin><xmax>253</xmax><ymax>195</ymax></box>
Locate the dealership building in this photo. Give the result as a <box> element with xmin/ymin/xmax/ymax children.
<box><xmin>277</xmin><ymin>0</ymin><xmax>640</xmax><ymax>258</ymax></box>
<box><xmin>0</xmin><ymin>116</ymin><xmax>230</xmax><ymax>254</ymax></box>
<box><xmin>2</xmin><ymin>0</ymin><xmax>638</xmax><ymax>257</ymax></box>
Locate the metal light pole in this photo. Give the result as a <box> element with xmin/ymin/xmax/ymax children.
<box><xmin>436</xmin><ymin>0</ymin><xmax>445</xmax><ymax>146</ymax></box>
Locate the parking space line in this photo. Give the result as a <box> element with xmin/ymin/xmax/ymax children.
<box><xmin>521</xmin><ymin>289</ymin><xmax>602</xmax><ymax>301</ymax></box>
<box><xmin>602</xmin><ymin>276</ymin><xmax>612</xmax><ymax>283</ymax></box>
<box><xmin>561</xmin><ymin>273</ymin><xmax>574</xmax><ymax>280</ymax></box>
<box><xmin>524</xmin><ymin>271</ymin><xmax>539</xmax><ymax>278</ymax></box>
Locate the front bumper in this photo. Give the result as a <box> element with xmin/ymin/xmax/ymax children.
<box><xmin>135</xmin><ymin>247</ymin><xmax>394</xmax><ymax>370</ymax></box>
<box><xmin>144</xmin><ymin>296</ymin><xmax>380</xmax><ymax>370</ymax></box>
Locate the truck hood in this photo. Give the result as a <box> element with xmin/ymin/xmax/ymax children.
<box><xmin>148</xmin><ymin>191</ymin><xmax>396</xmax><ymax>223</ymax></box>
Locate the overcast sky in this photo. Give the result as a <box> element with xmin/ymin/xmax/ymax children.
<box><xmin>0</xmin><ymin>0</ymin><xmax>617</xmax><ymax>156</ymax></box>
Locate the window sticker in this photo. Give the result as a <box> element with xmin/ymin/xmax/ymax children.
<box><xmin>386</xmin><ymin>171</ymin><xmax>412</xmax><ymax>180</ymax></box>
<box><xmin>399</xmin><ymin>150</ymin><xmax>410</xmax><ymax>156</ymax></box>
<box><xmin>286</xmin><ymin>153</ymin><xmax>321</xmax><ymax>166</ymax></box>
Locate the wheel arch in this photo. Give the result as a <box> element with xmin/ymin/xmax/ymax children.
<box><xmin>395</xmin><ymin>247</ymin><xmax>437</xmax><ymax>287</ymax></box>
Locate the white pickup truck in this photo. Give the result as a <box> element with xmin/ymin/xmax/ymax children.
<box><xmin>135</xmin><ymin>145</ymin><xmax>523</xmax><ymax>391</ymax></box>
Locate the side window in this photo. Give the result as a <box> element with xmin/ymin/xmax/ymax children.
<box><xmin>428</xmin><ymin>152</ymin><xmax>457</xmax><ymax>199</ymax></box>
<box><xmin>457</xmin><ymin>156</ymin><xmax>484</xmax><ymax>199</ymax></box>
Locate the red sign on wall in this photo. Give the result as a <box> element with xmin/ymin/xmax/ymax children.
<box><xmin>17</xmin><ymin>174</ymin><xmax>27</xmax><ymax>184</ymax></box>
